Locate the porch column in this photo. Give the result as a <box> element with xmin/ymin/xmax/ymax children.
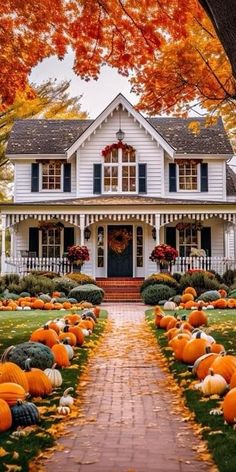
<box><xmin>154</xmin><ymin>214</ymin><xmax>161</xmax><ymax>245</ymax></box>
<box><xmin>224</xmin><ymin>226</ymin><xmax>229</xmax><ymax>258</ymax></box>
<box><xmin>234</xmin><ymin>226</ymin><xmax>236</xmax><ymax>263</ymax></box>
<box><xmin>1</xmin><ymin>214</ymin><xmax>6</xmax><ymax>275</ymax></box>
<box><xmin>80</xmin><ymin>214</ymin><xmax>85</xmax><ymax>246</ymax></box>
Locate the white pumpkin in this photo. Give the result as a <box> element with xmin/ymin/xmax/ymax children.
<box><xmin>62</xmin><ymin>341</ymin><xmax>74</xmax><ymax>360</ymax></box>
<box><xmin>199</xmin><ymin>369</ymin><xmax>228</xmax><ymax>396</ymax></box>
<box><xmin>53</xmin><ymin>318</ymin><xmax>65</xmax><ymax>330</ymax></box>
<box><xmin>163</xmin><ymin>301</ymin><xmax>176</xmax><ymax>310</ymax></box>
<box><xmin>191</xmin><ymin>330</ymin><xmax>215</xmax><ymax>344</ymax></box>
<box><xmin>44</xmin><ymin>364</ymin><xmax>63</xmax><ymax>387</ymax></box>
<box><xmin>59</xmin><ymin>387</ymin><xmax>74</xmax><ymax>407</ymax></box>
<box><xmin>57</xmin><ymin>406</ymin><xmax>70</xmax><ymax>416</ymax></box>
<box><xmin>81</xmin><ymin>328</ymin><xmax>90</xmax><ymax>337</ymax></box>
<box><xmin>23</xmin><ymin>306</ymin><xmax>31</xmax><ymax>310</ymax></box>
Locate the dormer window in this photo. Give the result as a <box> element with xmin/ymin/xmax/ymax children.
<box><xmin>178</xmin><ymin>161</ymin><xmax>198</xmax><ymax>190</ymax></box>
<box><xmin>103</xmin><ymin>145</ymin><xmax>136</xmax><ymax>193</ymax></box>
<box><xmin>42</xmin><ymin>161</ymin><xmax>62</xmax><ymax>190</ymax></box>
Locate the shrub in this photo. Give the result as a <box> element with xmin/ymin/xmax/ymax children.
<box><xmin>69</xmin><ymin>284</ymin><xmax>104</xmax><ymax>305</ymax></box>
<box><xmin>53</xmin><ymin>277</ymin><xmax>78</xmax><ymax>295</ymax></box>
<box><xmin>66</xmin><ymin>272</ymin><xmax>97</xmax><ymax>285</ymax></box>
<box><xmin>30</xmin><ymin>270</ymin><xmax>60</xmax><ymax>279</ymax></box>
<box><xmin>2</xmin><ymin>273</ymin><xmax>20</xmax><ymax>286</ymax></box>
<box><xmin>197</xmin><ymin>290</ymin><xmax>221</xmax><ymax>302</ymax></box>
<box><xmin>141</xmin><ymin>284</ymin><xmax>176</xmax><ymax>305</ymax></box>
<box><xmin>222</xmin><ymin>269</ymin><xmax>236</xmax><ymax>287</ymax></box>
<box><xmin>218</xmin><ymin>284</ymin><xmax>229</xmax><ymax>294</ymax></box>
<box><xmin>140</xmin><ymin>273</ymin><xmax>179</xmax><ymax>293</ymax></box>
<box><xmin>18</xmin><ymin>275</ymin><xmax>55</xmax><ymax>296</ymax></box>
<box><xmin>179</xmin><ymin>272</ymin><xmax>220</xmax><ymax>295</ymax></box>
<box><xmin>172</xmin><ymin>272</ymin><xmax>182</xmax><ymax>283</ymax></box>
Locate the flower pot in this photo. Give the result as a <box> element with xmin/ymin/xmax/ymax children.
<box><xmin>72</xmin><ymin>260</ymin><xmax>83</xmax><ymax>273</ymax></box>
<box><xmin>160</xmin><ymin>262</ymin><xmax>170</xmax><ymax>273</ymax></box>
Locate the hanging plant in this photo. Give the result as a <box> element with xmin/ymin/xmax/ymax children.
<box><xmin>38</xmin><ymin>220</ymin><xmax>64</xmax><ymax>231</ymax></box>
<box><xmin>176</xmin><ymin>222</ymin><xmax>202</xmax><ymax>232</ymax></box>
<box><xmin>101</xmin><ymin>142</ymin><xmax>135</xmax><ymax>157</ymax></box>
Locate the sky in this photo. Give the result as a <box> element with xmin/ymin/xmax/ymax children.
<box><xmin>30</xmin><ymin>52</ymin><xmax>137</xmax><ymax>118</ymax></box>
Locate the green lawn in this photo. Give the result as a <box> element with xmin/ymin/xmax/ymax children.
<box><xmin>146</xmin><ymin>308</ymin><xmax>236</xmax><ymax>472</ymax></box>
<box><xmin>0</xmin><ymin>309</ymin><xmax>107</xmax><ymax>472</ymax></box>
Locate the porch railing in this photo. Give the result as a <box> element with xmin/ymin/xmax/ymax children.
<box><xmin>172</xmin><ymin>256</ymin><xmax>236</xmax><ymax>275</ymax></box>
<box><xmin>5</xmin><ymin>257</ymin><xmax>72</xmax><ymax>276</ymax></box>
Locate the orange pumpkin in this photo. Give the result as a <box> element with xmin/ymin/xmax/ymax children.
<box><xmin>211</xmin><ymin>343</ymin><xmax>225</xmax><ymax>354</ymax></box>
<box><xmin>47</xmin><ymin>321</ymin><xmax>60</xmax><ymax>335</ymax></box>
<box><xmin>169</xmin><ymin>334</ymin><xmax>190</xmax><ymax>361</ymax></box>
<box><xmin>93</xmin><ymin>306</ymin><xmax>100</xmax><ymax>317</ymax></box>
<box><xmin>63</xmin><ymin>302</ymin><xmax>72</xmax><ymax>310</ymax></box>
<box><xmin>166</xmin><ymin>318</ymin><xmax>179</xmax><ymax>331</ymax></box>
<box><xmin>182</xmin><ymin>339</ymin><xmax>211</xmax><ymax>364</ymax></box>
<box><xmin>227</xmin><ymin>298</ymin><xmax>236</xmax><ymax>309</ymax></box>
<box><xmin>67</xmin><ymin>326</ymin><xmax>84</xmax><ymax>346</ymax></box>
<box><xmin>218</xmin><ymin>289</ymin><xmax>227</xmax><ymax>298</ymax></box>
<box><xmin>223</xmin><ymin>388</ymin><xmax>236</xmax><ymax>424</ymax></box>
<box><xmin>32</xmin><ymin>299</ymin><xmax>45</xmax><ymax>310</ymax></box>
<box><xmin>0</xmin><ymin>382</ymin><xmax>26</xmax><ymax>405</ymax></box>
<box><xmin>44</xmin><ymin>303</ymin><xmax>55</xmax><ymax>310</ymax></box>
<box><xmin>188</xmin><ymin>307</ymin><xmax>208</xmax><ymax>327</ymax></box>
<box><xmin>159</xmin><ymin>315</ymin><xmax>176</xmax><ymax>330</ymax></box>
<box><xmin>166</xmin><ymin>327</ymin><xmax>191</xmax><ymax>341</ymax></box>
<box><xmin>58</xmin><ymin>331</ymin><xmax>77</xmax><ymax>346</ymax></box>
<box><xmin>229</xmin><ymin>371</ymin><xmax>236</xmax><ymax>389</ymax></box>
<box><xmin>213</xmin><ymin>299</ymin><xmax>228</xmax><ymax>309</ymax></box>
<box><xmin>53</xmin><ymin>303</ymin><xmax>63</xmax><ymax>310</ymax></box>
<box><xmin>210</xmin><ymin>354</ymin><xmax>236</xmax><ymax>383</ymax></box>
<box><xmin>0</xmin><ymin>362</ymin><xmax>29</xmax><ymax>392</ymax></box>
<box><xmin>52</xmin><ymin>291</ymin><xmax>61</xmax><ymax>298</ymax></box>
<box><xmin>192</xmin><ymin>352</ymin><xmax>219</xmax><ymax>380</ymax></box>
<box><xmin>0</xmin><ymin>398</ymin><xmax>12</xmax><ymax>431</ymax></box>
<box><xmin>184</xmin><ymin>300</ymin><xmax>197</xmax><ymax>310</ymax></box>
<box><xmin>25</xmin><ymin>360</ymin><xmax>52</xmax><ymax>397</ymax></box>
<box><xmin>181</xmin><ymin>293</ymin><xmax>194</xmax><ymax>303</ymax></box>
<box><xmin>51</xmin><ymin>344</ymin><xmax>70</xmax><ymax>368</ymax></box>
<box><xmin>184</xmin><ymin>287</ymin><xmax>197</xmax><ymax>298</ymax></box>
<box><xmin>30</xmin><ymin>325</ymin><xmax>59</xmax><ymax>348</ymax></box>
<box><xmin>64</xmin><ymin>313</ymin><xmax>81</xmax><ymax>325</ymax></box>
<box><xmin>78</xmin><ymin>319</ymin><xmax>94</xmax><ymax>331</ymax></box>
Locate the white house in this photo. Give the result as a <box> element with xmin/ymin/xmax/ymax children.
<box><xmin>1</xmin><ymin>93</ymin><xmax>236</xmax><ymax>279</ymax></box>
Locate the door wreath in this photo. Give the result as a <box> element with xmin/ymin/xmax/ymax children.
<box><xmin>108</xmin><ymin>228</ymin><xmax>132</xmax><ymax>254</ymax></box>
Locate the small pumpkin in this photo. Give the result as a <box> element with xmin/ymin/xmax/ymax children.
<box><xmin>78</xmin><ymin>319</ymin><xmax>94</xmax><ymax>331</ymax></box>
<box><xmin>62</xmin><ymin>339</ymin><xmax>74</xmax><ymax>360</ymax></box>
<box><xmin>24</xmin><ymin>359</ymin><xmax>53</xmax><ymax>397</ymax></box>
<box><xmin>47</xmin><ymin>321</ymin><xmax>60</xmax><ymax>334</ymax></box>
<box><xmin>211</xmin><ymin>343</ymin><xmax>225</xmax><ymax>354</ymax></box>
<box><xmin>0</xmin><ymin>398</ymin><xmax>12</xmax><ymax>431</ymax></box>
<box><xmin>159</xmin><ymin>315</ymin><xmax>176</xmax><ymax>330</ymax></box>
<box><xmin>0</xmin><ymin>382</ymin><xmax>26</xmax><ymax>405</ymax></box>
<box><xmin>0</xmin><ymin>362</ymin><xmax>29</xmax><ymax>393</ymax></box>
<box><xmin>11</xmin><ymin>399</ymin><xmax>40</xmax><ymax>427</ymax></box>
<box><xmin>57</xmin><ymin>405</ymin><xmax>70</xmax><ymax>416</ymax></box>
<box><xmin>218</xmin><ymin>289</ymin><xmax>227</xmax><ymax>298</ymax></box>
<box><xmin>93</xmin><ymin>306</ymin><xmax>100</xmax><ymax>317</ymax></box>
<box><xmin>191</xmin><ymin>330</ymin><xmax>215</xmax><ymax>344</ymax></box>
<box><xmin>51</xmin><ymin>344</ymin><xmax>70</xmax><ymax>368</ymax></box>
<box><xmin>44</xmin><ymin>364</ymin><xmax>63</xmax><ymax>387</ymax></box>
<box><xmin>188</xmin><ymin>307</ymin><xmax>208</xmax><ymax>327</ymax></box>
<box><xmin>163</xmin><ymin>301</ymin><xmax>176</xmax><ymax>310</ymax></box>
<box><xmin>31</xmin><ymin>299</ymin><xmax>45</xmax><ymax>310</ymax></box>
<box><xmin>181</xmin><ymin>293</ymin><xmax>194</xmax><ymax>303</ymax></box>
<box><xmin>169</xmin><ymin>334</ymin><xmax>190</xmax><ymax>361</ymax></box>
<box><xmin>59</xmin><ymin>387</ymin><xmax>74</xmax><ymax>407</ymax></box>
<box><xmin>59</xmin><ymin>328</ymin><xmax>77</xmax><ymax>346</ymax></box>
<box><xmin>198</xmin><ymin>368</ymin><xmax>227</xmax><ymax>396</ymax></box>
<box><xmin>227</xmin><ymin>298</ymin><xmax>236</xmax><ymax>309</ymax></box>
<box><xmin>67</xmin><ymin>325</ymin><xmax>84</xmax><ymax>346</ymax></box>
<box><xmin>213</xmin><ymin>298</ymin><xmax>228</xmax><ymax>309</ymax></box>
<box><xmin>184</xmin><ymin>287</ymin><xmax>197</xmax><ymax>298</ymax></box>
<box><xmin>30</xmin><ymin>325</ymin><xmax>59</xmax><ymax>348</ymax></box>
<box><xmin>182</xmin><ymin>339</ymin><xmax>211</xmax><ymax>365</ymax></box>
<box><xmin>223</xmin><ymin>387</ymin><xmax>236</xmax><ymax>424</ymax></box>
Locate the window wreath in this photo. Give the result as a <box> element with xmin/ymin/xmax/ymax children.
<box><xmin>108</xmin><ymin>228</ymin><xmax>132</xmax><ymax>254</ymax></box>
<box><xmin>102</xmin><ymin>142</ymin><xmax>135</xmax><ymax>157</ymax></box>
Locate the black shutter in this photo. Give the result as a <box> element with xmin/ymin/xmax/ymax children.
<box><xmin>201</xmin><ymin>163</ymin><xmax>208</xmax><ymax>192</ymax></box>
<box><xmin>93</xmin><ymin>164</ymin><xmax>102</xmax><ymax>194</ymax></box>
<box><xmin>138</xmin><ymin>164</ymin><xmax>147</xmax><ymax>193</ymax></box>
<box><xmin>63</xmin><ymin>163</ymin><xmax>71</xmax><ymax>192</ymax></box>
<box><xmin>201</xmin><ymin>227</ymin><xmax>211</xmax><ymax>256</ymax></box>
<box><xmin>31</xmin><ymin>163</ymin><xmax>39</xmax><ymax>192</ymax></box>
<box><xmin>29</xmin><ymin>228</ymin><xmax>39</xmax><ymax>256</ymax></box>
<box><xmin>166</xmin><ymin>227</ymin><xmax>176</xmax><ymax>248</ymax></box>
<box><xmin>64</xmin><ymin>227</ymin><xmax>74</xmax><ymax>253</ymax></box>
<box><xmin>169</xmin><ymin>163</ymin><xmax>177</xmax><ymax>192</ymax></box>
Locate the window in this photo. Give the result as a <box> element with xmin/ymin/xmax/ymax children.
<box><xmin>178</xmin><ymin>226</ymin><xmax>198</xmax><ymax>257</ymax></box>
<box><xmin>103</xmin><ymin>148</ymin><xmax>136</xmax><ymax>193</ymax></box>
<box><xmin>136</xmin><ymin>226</ymin><xmax>143</xmax><ymax>267</ymax></box>
<box><xmin>178</xmin><ymin>162</ymin><xmax>198</xmax><ymax>190</ymax></box>
<box><xmin>97</xmin><ymin>226</ymin><xmax>104</xmax><ymax>267</ymax></box>
<box><xmin>42</xmin><ymin>228</ymin><xmax>61</xmax><ymax>257</ymax></box>
<box><xmin>42</xmin><ymin>161</ymin><xmax>62</xmax><ymax>190</ymax></box>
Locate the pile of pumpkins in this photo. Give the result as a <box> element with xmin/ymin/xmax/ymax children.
<box><xmin>0</xmin><ymin>307</ymin><xmax>100</xmax><ymax>433</ymax></box>
<box><xmin>154</xmin><ymin>303</ymin><xmax>236</xmax><ymax>425</ymax></box>
<box><xmin>163</xmin><ymin>286</ymin><xmax>236</xmax><ymax>310</ymax></box>
<box><xmin>0</xmin><ymin>291</ymin><xmax>100</xmax><ymax>312</ymax></box>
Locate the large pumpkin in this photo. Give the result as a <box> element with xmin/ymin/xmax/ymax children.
<box><xmin>30</xmin><ymin>325</ymin><xmax>59</xmax><ymax>348</ymax></box>
<box><xmin>11</xmin><ymin>400</ymin><xmax>40</xmax><ymax>427</ymax></box>
<box><xmin>181</xmin><ymin>293</ymin><xmax>194</xmax><ymax>303</ymax></box>
<box><xmin>213</xmin><ymin>299</ymin><xmax>228</xmax><ymax>309</ymax></box>
<box><xmin>25</xmin><ymin>360</ymin><xmax>53</xmax><ymax>397</ymax></box>
<box><xmin>0</xmin><ymin>382</ymin><xmax>26</xmax><ymax>405</ymax></box>
<box><xmin>31</xmin><ymin>299</ymin><xmax>45</xmax><ymax>310</ymax></box>
<box><xmin>192</xmin><ymin>352</ymin><xmax>219</xmax><ymax>380</ymax></box>
<box><xmin>159</xmin><ymin>315</ymin><xmax>176</xmax><ymax>330</ymax></box>
<box><xmin>188</xmin><ymin>307</ymin><xmax>208</xmax><ymax>327</ymax></box>
<box><xmin>182</xmin><ymin>339</ymin><xmax>211</xmax><ymax>365</ymax></box>
<box><xmin>169</xmin><ymin>334</ymin><xmax>190</xmax><ymax>361</ymax></box>
<box><xmin>51</xmin><ymin>344</ymin><xmax>70</xmax><ymax>368</ymax></box>
<box><xmin>0</xmin><ymin>398</ymin><xmax>12</xmax><ymax>431</ymax></box>
<box><xmin>184</xmin><ymin>287</ymin><xmax>197</xmax><ymax>298</ymax></box>
<box><xmin>210</xmin><ymin>353</ymin><xmax>236</xmax><ymax>383</ymax></box>
<box><xmin>0</xmin><ymin>362</ymin><xmax>29</xmax><ymax>392</ymax></box>
<box><xmin>223</xmin><ymin>388</ymin><xmax>236</xmax><ymax>424</ymax></box>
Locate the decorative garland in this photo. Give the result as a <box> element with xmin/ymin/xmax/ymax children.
<box><xmin>38</xmin><ymin>221</ymin><xmax>64</xmax><ymax>231</ymax></box>
<box><xmin>176</xmin><ymin>222</ymin><xmax>202</xmax><ymax>232</ymax></box>
<box><xmin>108</xmin><ymin>228</ymin><xmax>132</xmax><ymax>254</ymax></box>
<box><xmin>102</xmin><ymin>142</ymin><xmax>135</xmax><ymax>157</ymax></box>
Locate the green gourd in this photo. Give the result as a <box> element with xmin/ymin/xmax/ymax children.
<box><xmin>11</xmin><ymin>400</ymin><xmax>40</xmax><ymax>427</ymax></box>
<box><xmin>2</xmin><ymin>342</ymin><xmax>54</xmax><ymax>370</ymax></box>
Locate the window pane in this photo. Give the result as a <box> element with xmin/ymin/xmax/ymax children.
<box><xmin>42</xmin><ymin>161</ymin><xmax>61</xmax><ymax>190</ymax></box>
<box><xmin>178</xmin><ymin>163</ymin><xmax>198</xmax><ymax>190</ymax></box>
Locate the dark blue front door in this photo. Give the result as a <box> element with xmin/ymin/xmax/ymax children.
<box><xmin>108</xmin><ymin>225</ymin><xmax>133</xmax><ymax>277</ymax></box>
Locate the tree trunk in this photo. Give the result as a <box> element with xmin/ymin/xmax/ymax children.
<box><xmin>199</xmin><ymin>0</ymin><xmax>236</xmax><ymax>79</ymax></box>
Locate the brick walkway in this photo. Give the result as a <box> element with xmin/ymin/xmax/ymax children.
<box><xmin>44</xmin><ymin>303</ymin><xmax>215</xmax><ymax>472</ymax></box>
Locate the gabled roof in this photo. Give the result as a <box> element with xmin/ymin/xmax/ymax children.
<box><xmin>6</xmin><ymin>94</ymin><xmax>233</xmax><ymax>156</ymax></box>
<box><xmin>226</xmin><ymin>165</ymin><xmax>236</xmax><ymax>195</ymax></box>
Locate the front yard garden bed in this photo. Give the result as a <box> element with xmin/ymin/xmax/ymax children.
<box><xmin>0</xmin><ymin>308</ymin><xmax>107</xmax><ymax>471</ymax></box>
<box><xmin>146</xmin><ymin>308</ymin><xmax>236</xmax><ymax>472</ymax></box>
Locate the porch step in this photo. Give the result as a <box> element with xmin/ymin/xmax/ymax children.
<box><xmin>96</xmin><ymin>277</ymin><xmax>144</xmax><ymax>302</ymax></box>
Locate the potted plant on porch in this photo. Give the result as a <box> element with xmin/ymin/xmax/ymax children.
<box><xmin>67</xmin><ymin>245</ymin><xmax>90</xmax><ymax>272</ymax></box>
<box><xmin>149</xmin><ymin>243</ymin><xmax>178</xmax><ymax>273</ymax></box>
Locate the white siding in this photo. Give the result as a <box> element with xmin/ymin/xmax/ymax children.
<box><xmin>14</xmin><ymin>157</ymin><xmax>76</xmax><ymax>202</ymax></box>
<box><xmin>77</xmin><ymin>109</ymin><xmax>163</xmax><ymax>197</ymax></box>
<box><xmin>164</xmin><ymin>159</ymin><xmax>226</xmax><ymax>201</ymax></box>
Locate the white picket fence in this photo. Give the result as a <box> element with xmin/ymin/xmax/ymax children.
<box><xmin>5</xmin><ymin>257</ymin><xmax>72</xmax><ymax>276</ymax></box>
<box><xmin>3</xmin><ymin>255</ymin><xmax>236</xmax><ymax>276</ymax></box>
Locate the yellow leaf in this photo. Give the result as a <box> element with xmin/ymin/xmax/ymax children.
<box><xmin>0</xmin><ymin>448</ymin><xmax>8</xmax><ymax>457</ymax></box>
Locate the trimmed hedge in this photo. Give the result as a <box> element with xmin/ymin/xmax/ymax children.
<box><xmin>69</xmin><ymin>284</ymin><xmax>104</xmax><ymax>305</ymax></box>
<box><xmin>141</xmin><ymin>284</ymin><xmax>176</xmax><ymax>305</ymax></box>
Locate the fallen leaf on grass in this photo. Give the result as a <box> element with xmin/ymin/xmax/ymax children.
<box><xmin>3</xmin><ymin>465</ymin><xmax>22</xmax><ymax>472</ymax></box>
<box><xmin>0</xmin><ymin>447</ymin><xmax>8</xmax><ymax>457</ymax></box>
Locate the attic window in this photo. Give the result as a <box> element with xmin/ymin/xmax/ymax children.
<box><xmin>42</xmin><ymin>161</ymin><xmax>62</xmax><ymax>190</ymax></box>
<box><xmin>178</xmin><ymin>161</ymin><xmax>198</xmax><ymax>191</ymax></box>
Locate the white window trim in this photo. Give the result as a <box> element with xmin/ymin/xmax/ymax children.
<box><xmin>176</xmin><ymin>228</ymin><xmax>201</xmax><ymax>256</ymax></box>
<box><xmin>177</xmin><ymin>162</ymin><xmax>200</xmax><ymax>192</ymax></box>
<box><xmin>102</xmin><ymin>148</ymin><xmax>138</xmax><ymax>194</ymax></box>
<box><xmin>39</xmin><ymin>229</ymin><xmax>64</xmax><ymax>258</ymax></box>
<box><xmin>40</xmin><ymin>162</ymin><xmax>63</xmax><ymax>192</ymax></box>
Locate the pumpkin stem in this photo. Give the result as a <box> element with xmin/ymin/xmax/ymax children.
<box><xmin>205</xmin><ymin>346</ymin><xmax>211</xmax><ymax>354</ymax></box>
<box><xmin>63</xmin><ymin>387</ymin><xmax>73</xmax><ymax>397</ymax></box>
<box><xmin>209</xmin><ymin>368</ymin><xmax>214</xmax><ymax>376</ymax></box>
<box><xmin>43</xmin><ymin>325</ymin><xmax>49</xmax><ymax>330</ymax></box>
<box><xmin>25</xmin><ymin>358</ymin><xmax>32</xmax><ymax>371</ymax></box>
<box><xmin>64</xmin><ymin>326</ymin><xmax>70</xmax><ymax>333</ymax></box>
<box><xmin>0</xmin><ymin>345</ymin><xmax>15</xmax><ymax>363</ymax></box>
